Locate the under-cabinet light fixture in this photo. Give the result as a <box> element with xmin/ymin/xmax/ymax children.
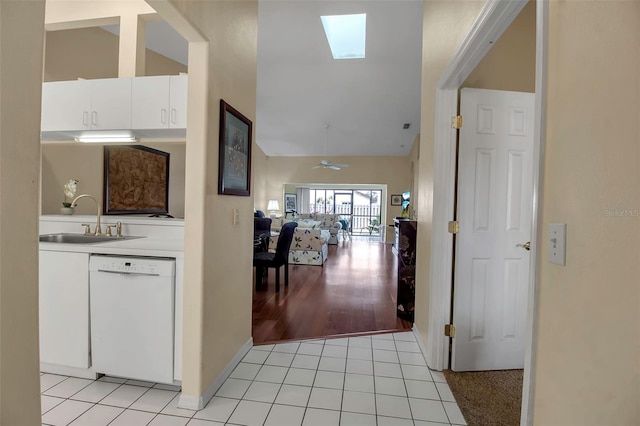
<box><xmin>75</xmin><ymin>131</ymin><xmax>140</xmax><ymax>144</ymax></box>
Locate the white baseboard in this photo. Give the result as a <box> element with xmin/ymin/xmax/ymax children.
<box><xmin>412</xmin><ymin>324</ymin><xmax>435</xmax><ymax>370</ymax></box>
<box><xmin>178</xmin><ymin>338</ymin><xmax>253</xmax><ymax>410</ymax></box>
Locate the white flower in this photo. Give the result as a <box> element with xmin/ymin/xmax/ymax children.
<box><xmin>63</xmin><ymin>179</ymin><xmax>78</xmax><ymax>205</ymax></box>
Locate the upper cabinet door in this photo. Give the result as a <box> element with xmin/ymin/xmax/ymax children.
<box><xmin>41</xmin><ymin>78</ymin><xmax>131</xmax><ymax>132</ymax></box>
<box><xmin>131</xmin><ymin>75</ymin><xmax>187</xmax><ymax>130</ymax></box>
<box><xmin>169</xmin><ymin>75</ymin><xmax>188</xmax><ymax>129</ymax></box>
<box><xmin>132</xmin><ymin>76</ymin><xmax>171</xmax><ymax>130</ymax></box>
<box><xmin>41</xmin><ymin>80</ymin><xmax>91</xmax><ymax>132</ymax></box>
<box><xmin>88</xmin><ymin>78</ymin><xmax>132</xmax><ymax>130</ymax></box>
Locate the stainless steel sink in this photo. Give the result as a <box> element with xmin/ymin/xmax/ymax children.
<box><xmin>39</xmin><ymin>233</ymin><xmax>144</xmax><ymax>244</ymax></box>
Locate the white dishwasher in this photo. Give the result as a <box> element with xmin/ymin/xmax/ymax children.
<box><xmin>89</xmin><ymin>255</ymin><xmax>175</xmax><ymax>384</ymax></box>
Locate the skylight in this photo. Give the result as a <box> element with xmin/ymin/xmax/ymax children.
<box><xmin>320</xmin><ymin>13</ymin><xmax>366</xmax><ymax>60</ymax></box>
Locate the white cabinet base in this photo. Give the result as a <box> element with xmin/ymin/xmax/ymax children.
<box><xmin>40</xmin><ymin>363</ymin><xmax>98</xmax><ymax>380</ymax></box>
<box><xmin>39</xmin><ymin>251</ymin><xmax>90</xmax><ymax>369</ymax></box>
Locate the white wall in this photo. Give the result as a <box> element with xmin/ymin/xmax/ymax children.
<box><xmin>533</xmin><ymin>2</ymin><xmax>640</xmax><ymax>423</ymax></box>
<box><xmin>41</xmin><ymin>143</ymin><xmax>186</xmax><ymax>218</ymax></box>
<box><xmin>0</xmin><ymin>1</ymin><xmax>46</xmax><ymax>423</ymax></box>
<box><xmin>44</xmin><ymin>26</ymin><xmax>187</xmax><ymax>82</ymax></box>
<box><xmin>160</xmin><ymin>0</ymin><xmax>258</xmax><ymax>402</ymax></box>
<box><xmin>418</xmin><ymin>1</ymin><xmax>639</xmax><ymax>423</ymax></box>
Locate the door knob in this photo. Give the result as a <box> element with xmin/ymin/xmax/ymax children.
<box><xmin>518</xmin><ymin>241</ymin><xmax>531</xmax><ymax>251</ymax></box>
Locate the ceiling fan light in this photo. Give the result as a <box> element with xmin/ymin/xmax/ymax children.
<box><xmin>312</xmin><ymin>124</ymin><xmax>349</xmax><ymax>170</ymax></box>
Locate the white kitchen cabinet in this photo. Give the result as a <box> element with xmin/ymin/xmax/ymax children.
<box><xmin>169</xmin><ymin>75</ymin><xmax>188</xmax><ymax>128</ymax></box>
<box><xmin>131</xmin><ymin>75</ymin><xmax>187</xmax><ymax>130</ymax></box>
<box><xmin>39</xmin><ymin>250</ymin><xmax>90</xmax><ymax>369</ymax></box>
<box><xmin>41</xmin><ymin>78</ymin><xmax>132</xmax><ymax>132</ymax></box>
<box><xmin>89</xmin><ymin>78</ymin><xmax>133</xmax><ymax>130</ymax></box>
<box><xmin>41</xmin><ymin>81</ymin><xmax>91</xmax><ymax>132</ymax></box>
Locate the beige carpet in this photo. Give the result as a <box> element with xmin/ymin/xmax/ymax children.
<box><xmin>443</xmin><ymin>369</ymin><xmax>523</xmax><ymax>426</ymax></box>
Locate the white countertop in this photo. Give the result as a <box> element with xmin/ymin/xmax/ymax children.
<box><xmin>39</xmin><ymin>237</ymin><xmax>184</xmax><ymax>258</ymax></box>
<box><xmin>39</xmin><ymin>215</ymin><xmax>184</xmax><ymax>257</ymax></box>
<box><xmin>40</xmin><ymin>215</ymin><xmax>184</xmax><ymax>227</ymax></box>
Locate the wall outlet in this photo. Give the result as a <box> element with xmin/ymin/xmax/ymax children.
<box><xmin>548</xmin><ymin>223</ymin><xmax>567</xmax><ymax>266</ymax></box>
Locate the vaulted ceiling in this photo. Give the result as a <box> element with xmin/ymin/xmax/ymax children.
<box><xmin>119</xmin><ymin>0</ymin><xmax>424</xmax><ymax>158</ymax></box>
<box><xmin>256</xmin><ymin>0</ymin><xmax>423</xmax><ymax>158</ymax></box>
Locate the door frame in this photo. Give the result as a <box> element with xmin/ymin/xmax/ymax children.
<box><xmin>424</xmin><ymin>1</ymin><xmax>547</xmax><ymax>425</ymax></box>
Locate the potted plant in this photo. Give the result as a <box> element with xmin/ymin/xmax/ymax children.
<box><xmin>60</xmin><ymin>179</ymin><xmax>78</xmax><ymax>215</ymax></box>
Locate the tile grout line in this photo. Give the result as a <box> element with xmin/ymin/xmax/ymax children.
<box><xmin>395</xmin><ymin>333</ymin><xmax>414</xmax><ymax>423</ymax></box>
<box><xmin>300</xmin><ymin>338</ymin><xmax>324</xmax><ymax>425</ymax></box>
<box><xmin>40</xmin><ymin>374</ymin><xmax>69</xmax><ymax>394</ymax></box>
<box><xmin>280</xmin><ymin>341</ymin><xmax>301</xmax><ymax>423</ymax></box>
<box><xmin>40</xmin><ymin>394</ymin><xmax>66</xmax><ymax>416</ymax></box>
<box><xmin>69</xmin><ymin>379</ymin><xmax>124</xmax><ymax>407</ymax></box>
<box><xmin>366</xmin><ymin>336</ymin><xmax>379</xmax><ymax>422</ymax></box>
<box><xmin>235</xmin><ymin>341</ymin><xmax>273</xmax><ymax>425</ymax></box>
<box><xmin>62</xmin><ymin>400</ymin><xmax>94</xmax><ymax>426</ymax></box>
<box><xmin>336</xmin><ymin>338</ymin><xmax>350</xmax><ymax>426</ymax></box>
<box><xmin>106</xmin><ymin>383</ymin><xmax>157</xmax><ymax>424</ymax></box>
<box><xmin>41</xmin><ymin>377</ymin><xmax>97</xmax><ymax>422</ymax></box>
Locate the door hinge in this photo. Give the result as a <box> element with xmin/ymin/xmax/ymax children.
<box><xmin>451</xmin><ymin>115</ymin><xmax>463</xmax><ymax>129</ymax></box>
<box><xmin>444</xmin><ymin>324</ymin><xmax>456</xmax><ymax>338</ymax></box>
<box><xmin>448</xmin><ymin>221</ymin><xmax>459</xmax><ymax>234</ymax></box>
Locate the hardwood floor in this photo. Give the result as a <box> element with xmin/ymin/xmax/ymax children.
<box><xmin>252</xmin><ymin>238</ymin><xmax>413</xmax><ymax>344</ymax></box>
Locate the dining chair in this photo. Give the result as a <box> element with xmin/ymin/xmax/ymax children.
<box><xmin>253</xmin><ymin>222</ymin><xmax>297</xmax><ymax>292</ymax></box>
<box><xmin>254</xmin><ymin>217</ymin><xmax>272</xmax><ymax>252</ymax></box>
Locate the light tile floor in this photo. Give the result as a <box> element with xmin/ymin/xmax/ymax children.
<box><xmin>41</xmin><ymin>332</ymin><xmax>466</xmax><ymax>425</ymax></box>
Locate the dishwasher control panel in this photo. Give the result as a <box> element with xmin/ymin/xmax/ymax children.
<box><xmin>90</xmin><ymin>256</ymin><xmax>174</xmax><ymax>276</ymax></box>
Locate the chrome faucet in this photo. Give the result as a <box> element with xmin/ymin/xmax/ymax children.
<box><xmin>71</xmin><ymin>194</ymin><xmax>103</xmax><ymax>235</ymax></box>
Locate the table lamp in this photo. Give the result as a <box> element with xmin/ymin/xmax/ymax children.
<box><xmin>267</xmin><ymin>199</ymin><xmax>279</xmax><ymax>218</ymax></box>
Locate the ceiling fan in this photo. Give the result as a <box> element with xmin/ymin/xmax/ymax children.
<box><xmin>312</xmin><ymin>124</ymin><xmax>349</xmax><ymax>171</ymax></box>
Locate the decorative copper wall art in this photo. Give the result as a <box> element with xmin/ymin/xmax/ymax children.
<box><xmin>104</xmin><ymin>145</ymin><xmax>169</xmax><ymax>215</ymax></box>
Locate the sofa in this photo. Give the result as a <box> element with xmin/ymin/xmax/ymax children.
<box><xmin>270</xmin><ymin>217</ymin><xmax>332</xmax><ymax>265</ymax></box>
<box><xmin>295</xmin><ymin>214</ymin><xmax>342</xmax><ymax>245</ymax></box>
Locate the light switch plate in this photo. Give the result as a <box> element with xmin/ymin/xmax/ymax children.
<box><xmin>548</xmin><ymin>223</ymin><xmax>566</xmax><ymax>265</ymax></box>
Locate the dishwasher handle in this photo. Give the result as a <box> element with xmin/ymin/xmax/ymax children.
<box><xmin>94</xmin><ymin>269</ymin><xmax>161</xmax><ymax>277</ymax></box>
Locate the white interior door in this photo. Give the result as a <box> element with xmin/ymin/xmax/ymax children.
<box><xmin>452</xmin><ymin>88</ymin><xmax>534</xmax><ymax>371</ymax></box>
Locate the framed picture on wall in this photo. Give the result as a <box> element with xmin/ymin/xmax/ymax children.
<box><xmin>391</xmin><ymin>194</ymin><xmax>403</xmax><ymax>206</ymax></box>
<box><xmin>218</xmin><ymin>99</ymin><xmax>252</xmax><ymax>196</ymax></box>
<box><xmin>104</xmin><ymin>145</ymin><xmax>170</xmax><ymax>215</ymax></box>
<box><xmin>285</xmin><ymin>193</ymin><xmax>297</xmax><ymax>211</ymax></box>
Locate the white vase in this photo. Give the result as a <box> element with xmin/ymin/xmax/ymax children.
<box><xmin>60</xmin><ymin>207</ymin><xmax>75</xmax><ymax>215</ymax></box>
